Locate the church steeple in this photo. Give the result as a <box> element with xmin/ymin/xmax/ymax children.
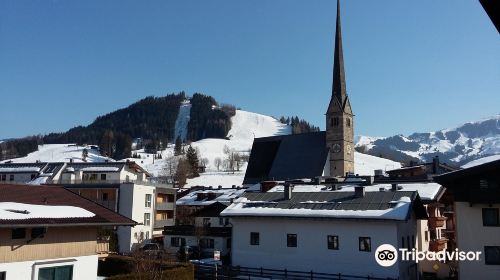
<box><xmin>325</xmin><ymin>0</ymin><xmax>354</xmax><ymax>177</ymax></box>
<box><xmin>332</xmin><ymin>0</ymin><xmax>347</xmax><ymax>107</ymax></box>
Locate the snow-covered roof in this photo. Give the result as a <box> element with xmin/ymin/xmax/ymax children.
<box><xmin>461</xmin><ymin>155</ymin><xmax>500</xmax><ymax>169</ymax></box>
<box><xmin>0</xmin><ymin>202</ymin><xmax>95</xmax><ymax>220</ymax></box>
<box><xmin>0</xmin><ymin>167</ymin><xmax>41</xmax><ymax>173</ymax></box>
<box><xmin>221</xmin><ymin>194</ymin><xmax>415</xmax><ymax>221</ymax></box>
<box><xmin>264</xmin><ymin>182</ymin><xmax>442</xmax><ymax>201</ymax></box>
<box><xmin>79</xmin><ymin>167</ymin><xmax>120</xmax><ymax>172</ymax></box>
<box><xmin>337</xmin><ymin>183</ymin><xmax>443</xmax><ymax>201</ymax></box>
<box><xmin>177</xmin><ymin>188</ymin><xmax>246</xmax><ymax>206</ymax></box>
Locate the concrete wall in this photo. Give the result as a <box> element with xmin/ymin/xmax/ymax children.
<box><xmin>455</xmin><ymin>202</ymin><xmax>500</xmax><ymax>280</ymax></box>
<box><xmin>0</xmin><ymin>255</ymin><xmax>98</xmax><ymax>280</ymax></box>
<box><xmin>231</xmin><ymin>217</ymin><xmax>401</xmax><ymax>279</ymax></box>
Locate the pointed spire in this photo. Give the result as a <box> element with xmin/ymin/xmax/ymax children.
<box><xmin>332</xmin><ymin>0</ymin><xmax>347</xmax><ymax>107</ymax></box>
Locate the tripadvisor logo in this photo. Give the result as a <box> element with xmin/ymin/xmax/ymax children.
<box><xmin>375</xmin><ymin>244</ymin><xmax>398</xmax><ymax>267</ymax></box>
<box><xmin>375</xmin><ymin>244</ymin><xmax>482</xmax><ymax>267</ymax></box>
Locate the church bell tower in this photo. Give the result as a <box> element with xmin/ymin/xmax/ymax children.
<box><xmin>326</xmin><ymin>0</ymin><xmax>354</xmax><ymax>177</ymax></box>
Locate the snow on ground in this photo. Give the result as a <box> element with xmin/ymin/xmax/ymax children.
<box><xmin>128</xmin><ymin>110</ymin><xmax>292</xmax><ymax>188</ymax></box>
<box><xmin>354</xmin><ymin>152</ymin><xmax>401</xmax><ymax>176</ymax></box>
<box><xmin>461</xmin><ymin>154</ymin><xmax>500</xmax><ymax>168</ymax></box>
<box><xmin>1</xmin><ymin>144</ymin><xmax>113</xmax><ymax>163</ymax></box>
<box><xmin>174</xmin><ymin>100</ymin><xmax>191</xmax><ymax>142</ymax></box>
<box><xmin>0</xmin><ymin>202</ymin><xmax>95</xmax><ymax>220</ymax></box>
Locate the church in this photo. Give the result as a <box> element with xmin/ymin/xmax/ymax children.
<box><xmin>243</xmin><ymin>0</ymin><xmax>354</xmax><ymax>185</ymax></box>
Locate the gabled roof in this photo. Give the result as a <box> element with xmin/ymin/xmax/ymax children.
<box><xmin>434</xmin><ymin>159</ymin><xmax>500</xmax><ymax>185</ymax></box>
<box><xmin>243</xmin><ymin>131</ymin><xmax>329</xmax><ymax>184</ymax></box>
<box><xmin>222</xmin><ymin>190</ymin><xmax>427</xmax><ymax>221</ymax></box>
<box><xmin>0</xmin><ymin>184</ymin><xmax>136</xmax><ymax>227</ymax></box>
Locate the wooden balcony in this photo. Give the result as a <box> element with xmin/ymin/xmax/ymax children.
<box><xmin>429</xmin><ymin>216</ymin><xmax>447</xmax><ymax>228</ymax></box>
<box><xmin>96</xmin><ymin>238</ymin><xmax>110</xmax><ymax>258</ymax></box>
<box><xmin>429</xmin><ymin>238</ymin><xmax>447</xmax><ymax>252</ymax></box>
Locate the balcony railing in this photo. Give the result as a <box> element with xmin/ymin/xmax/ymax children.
<box><xmin>48</xmin><ymin>179</ymin><xmax>172</xmax><ymax>189</ymax></box>
<box><xmin>429</xmin><ymin>216</ymin><xmax>447</xmax><ymax>228</ymax></box>
<box><xmin>156</xmin><ymin>202</ymin><xmax>175</xmax><ymax>211</ymax></box>
<box><xmin>96</xmin><ymin>239</ymin><xmax>110</xmax><ymax>256</ymax></box>
<box><xmin>154</xmin><ymin>219</ymin><xmax>175</xmax><ymax>229</ymax></box>
<box><xmin>429</xmin><ymin>238</ymin><xmax>447</xmax><ymax>252</ymax></box>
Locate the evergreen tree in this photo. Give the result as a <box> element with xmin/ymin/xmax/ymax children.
<box><xmin>186</xmin><ymin>145</ymin><xmax>199</xmax><ymax>177</ymax></box>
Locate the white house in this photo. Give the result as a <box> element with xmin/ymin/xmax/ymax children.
<box><xmin>0</xmin><ymin>184</ymin><xmax>135</xmax><ymax>280</ymax></box>
<box><xmin>0</xmin><ymin>161</ymin><xmax>176</xmax><ymax>253</ymax></box>
<box><xmin>222</xmin><ymin>185</ymin><xmax>428</xmax><ymax>280</ymax></box>
<box><xmin>435</xmin><ymin>159</ymin><xmax>500</xmax><ymax>280</ymax></box>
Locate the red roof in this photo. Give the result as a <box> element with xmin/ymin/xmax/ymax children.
<box><xmin>0</xmin><ymin>184</ymin><xmax>136</xmax><ymax>227</ymax></box>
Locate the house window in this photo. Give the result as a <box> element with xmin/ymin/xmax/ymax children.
<box><xmin>100</xmin><ymin>174</ymin><xmax>106</xmax><ymax>180</ymax></box>
<box><xmin>334</xmin><ymin>117</ymin><xmax>339</xmax><ymax>127</ymax></box>
<box><xmin>171</xmin><ymin>237</ymin><xmax>186</xmax><ymax>247</ymax></box>
<box><xmin>287</xmin><ymin>234</ymin><xmax>297</xmax><ymax>247</ymax></box>
<box><xmin>202</xmin><ymin>218</ymin><xmax>210</xmax><ymax>227</ymax></box>
<box><xmin>0</xmin><ymin>272</ymin><xmax>5</xmax><ymax>280</ymax></box>
<box><xmin>485</xmin><ymin>246</ymin><xmax>500</xmax><ymax>265</ymax></box>
<box><xmin>250</xmin><ymin>232</ymin><xmax>259</xmax><ymax>245</ymax></box>
<box><xmin>9</xmin><ymin>174</ymin><xmax>14</xmax><ymax>181</ymax></box>
<box><xmin>425</xmin><ymin>231</ymin><xmax>429</xmax><ymax>242</ymax></box>
<box><xmin>227</xmin><ymin>238</ymin><xmax>232</xmax><ymax>249</ymax></box>
<box><xmin>90</xmin><ymin>173</ymin><xmax>97</xmax><ymax>180</ymax></box>
<box><xmin>482</xmin><ymin>208</ymin><xmax>500</xmax><ymax>226</ymax></box>
<box><xmin>144</xmin><ymin>213</ymin><xmax>151</xmax><ymax>226</ymax></box>
<box><xmin>11</xmin><ymin>228</ymin><xmax>26</xmax><ymax>239</ymax></box>
<box><xmin>1</xmin><ymin>174</ymin><xmax>6</xmax><ymax>181</ymax></box>
<box><xmin>330</xmin><ymin>118</ymin><xmax>334</xmax><ymax>127</ymax></box>
<box><xmin>31</xmin><ymin>227</ymin><xmax>46</xmax><ymax>239</ymax></box>
<box><xmin>200</xmin><ymin>238</ymin><xmax>214</xmax><ymax>249</ymax></box>
<box><xmin>102</xmin><ymin>192</ymin><xmax>109</xmax><ymax>201</ymax></box>
<box><xmin>219</xmin><ymin>217</ymin><xmax>224</xmax><ymax>225</ymax></box>
<box><xmin>347</xmin><ymin>118</ymin><xmax>351</xmax><ymax>127</ymax></box>
<box><xmin>145</xmin><ymin>194</ymin><xmax>152</xmax><ymax>208</ymax></box>
<box><xmin>38</xmin><ymin>265</ymin><xmax>73</xmax><ymax>280</ymax></box>
<box><xmin>359</xmin><ymin>237</ymin><xmax>371</xmax><ymax>252</ymax></box>
<box><xmin>327</xmin><ymin>235</ymin><xmax>339</xmax><ymax>250</ymax></box>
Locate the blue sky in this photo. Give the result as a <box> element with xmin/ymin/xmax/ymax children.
<box><xmin>0</xmin><ymin>0</ymin><xmax>498</xmax><ymax>139</ymax></box>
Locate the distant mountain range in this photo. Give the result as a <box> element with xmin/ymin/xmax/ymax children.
<box><xmin>355</xmin><ymin>115</ymin><xmax>500</xmax><ymax>166</ymax></box>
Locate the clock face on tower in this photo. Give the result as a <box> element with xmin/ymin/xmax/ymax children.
<box><xmin>332</xmin><ymin>144</ymin><xmax>341</xmax><ymax>153</ymax></box>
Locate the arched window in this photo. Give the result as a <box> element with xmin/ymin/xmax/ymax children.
<box><xmin>347</xmin><ymin>118</ymin><xmax>351</xmax><ymax>127</ymax></box>
<box><xmin>330</xmin><ymin>118</ymin><xmax>334</xmax><ymax>127</ymax></box>
<box><xmin>334</xmin><ymin>117</ymin><xmax>339</xmax><ymax>127</ymax></box>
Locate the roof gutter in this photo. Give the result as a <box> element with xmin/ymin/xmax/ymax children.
<box><xmin>0</xmin><ymin>222</ymin><xmax>137</xmax><ymax>228</ymax></box>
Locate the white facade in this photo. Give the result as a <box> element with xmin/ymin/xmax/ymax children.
<box><xmin>455</xmin><ymin>202</ymin><xmax>500</xmax><ymax>280</ymax></box>
<box><xmin>230</xmin><ymin>216</ymin><xmax>418</xmax><ymax>280</ymax></box>
<box><xmin>0</xmin><ymin>255</ymin><xmax>97</xmax><ymax>280</ymax></box>
<box><xmin>117</xmin><ymin>182</ymin><xmax>155</xmax><ymax>252</ymax></box>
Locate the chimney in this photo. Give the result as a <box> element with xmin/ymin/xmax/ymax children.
<box><xmin>218</xmin><ymin>185</ymin><xmax>222</xmax><ymax>190</ymax></box>
<box><xmin>432</xmin><ymin>156</ymin><xmax>439</xmax><ymax>174</ymax></box>
<box><xmin>284</xmin><ymin>183</ymin><xmax>293</xmax><ymax>200</ymax></box>
<box><xmin>354</xmin><ymin>186</ymin><xmax>365</xmax><ymax>198</ymax></box>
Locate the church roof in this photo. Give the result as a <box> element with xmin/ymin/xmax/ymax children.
<box><xmin>243</xmin><ymin>131</ymin><xmax>329</xmax><ymax>185</ymax></box>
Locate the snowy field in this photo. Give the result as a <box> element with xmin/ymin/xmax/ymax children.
<box><xmin>1</xmin><ymin>143</ymin><xmax>112</xmax><ymax>163</ymax></box>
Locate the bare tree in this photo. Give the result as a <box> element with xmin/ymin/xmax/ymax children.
<box><xmin>213</xmin><ymin>157</ymin><xmax>222</xmax><ymax>171</ymax></box>
<box><xmin>161</xmin><ymin>151</ymin><xmax>178</xmax><ymax>181</ymax></box>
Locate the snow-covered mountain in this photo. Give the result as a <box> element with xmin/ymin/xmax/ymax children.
<box><xmin>1</xmin><ymin>144</ymin><xmax>113</xmax><ymax>163</ymax></box>
<box><xmin>355</xmin><ymin>115</ymin><xmax>500</xmax><ymax>166</ymax></box>
<box><xmin>130</xmin><ymin>109</ymin><xmax>401</xmax><ymax>187</ymax></box>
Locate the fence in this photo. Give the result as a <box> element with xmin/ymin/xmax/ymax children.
<box><xmin>193</xmin><ymin>263</ymin><xmax>398</xmax><ymax>280</ymax></box>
